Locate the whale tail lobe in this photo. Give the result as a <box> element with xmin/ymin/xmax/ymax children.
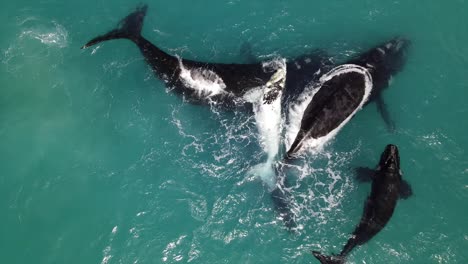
<box><xmin>81</xmin><ymin>5</ymin><xmax>148</xmax><ymax>49</ymax></box>
<box><xmin>312</xmin><ymin>251</ymin><xmax>344</xmax><ymax>264</ymax></box>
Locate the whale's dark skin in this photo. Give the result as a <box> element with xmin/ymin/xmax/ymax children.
<box><xmin>82</xmin><ymin>5</ymin><xmax>331</xmax><ymax>231</ymax></box>
<box><xmin>82</xmin><ymin>5</ymin><xmax>273</xmax><ymax>108</ymax></box>
<box><xmin>312</xmin><ymin>144</ymin><xmax>413</xmax><ymax>264</ymax></box>
<box><xmin>285</xmin><ymin>38</ymin><xmax>410</xmax><ymax>157</ymax></box>
<box><xmin>286</xmin><ymin>69</ymin><xmax>369</xmax><ymax>157</ymax></box>
<box><xmin>347</xmin><ymin>38</ymin><xmax>410</xmax><ymax>132</ymax></box>
<box><xmin>81</xmin><ymin>5</ymin><xmax>329</xmax><ymax>109</ymax></box>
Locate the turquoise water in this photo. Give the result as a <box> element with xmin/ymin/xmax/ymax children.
<box><xmin>1</xmin><ymin>1</ymin><xmax>468</xmax><ymax>263</ymax></box>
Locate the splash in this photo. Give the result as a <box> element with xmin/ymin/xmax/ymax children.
<box><xmin>178</xmin><ymin>59</ymin><xmax>227</xmax><ymax>97</ymax></box>
<box><xmin>244</xmin><ymin>58</ymin><xmax>287</xmax><ymax>189</ymax></box>
<box><xmin>2</xmin><ymin>20</ymin><xmax>68</xmax><ymax>74</ymax></box>
<box><xmin>19</xmin><ymin>21</ymin><xmax>69</xmax><ymax>48</ymax></box>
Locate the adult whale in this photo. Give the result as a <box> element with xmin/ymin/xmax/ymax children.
<box><xmin>81</xmin><ymin>5</ymin><xmax>328</xmax><ymax>108</ymax></box>
<box><xmin>285</xmin><ymin>38</ymin><xmax>410</xmax><ymax>157</ymax></box>
<box><xmin>312</xmin><ymin>144</ymin><xmax>413</xmax><ymax>264</ymax></box>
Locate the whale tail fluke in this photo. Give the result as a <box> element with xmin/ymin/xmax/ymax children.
<box><xmin>312</xmin><ymin>251</ymin><xmax>344</xmax><ymax>264</ymax></box>
<box><xmin>81</xmin><ymin>4</ymin><xmax>148</xmax><ymax>49</ymax></box>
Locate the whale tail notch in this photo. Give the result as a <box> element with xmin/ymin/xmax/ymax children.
<box><xmin>81</xmin><ymin>4</ymin><xmax>148</xmax><ymax>49</ymax></box>
<box><xmin>312</xmin><ymin>251</ymin><xmax>344</xmax><ymax>264</ymax></box>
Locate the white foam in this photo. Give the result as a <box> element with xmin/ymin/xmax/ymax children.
<box><xmin>245</xmin><ymin>58</ymin><xmax>286</xmax><ymax>190</ymax></box>
<box><xmin>178</xmin><ymin>60</ymin><xmax>227</xmax><ymax>98</ymax></box>
<box><xmin>20</xmin><ymin>21</ymin><xmax>68</xmax><ymax>48</ymax></box>
<box><xmin>285</xmin><ymin>64</ymin><xmax>373</xmax><ymax>155</ymax></box>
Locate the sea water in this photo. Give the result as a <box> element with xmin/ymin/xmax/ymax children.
<box><xmin>1</xmin><ymin>1</ymin><xmax>467</xmax><ymax>263</ymax></box>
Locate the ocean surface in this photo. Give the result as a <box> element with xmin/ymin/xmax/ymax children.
<box><xmin>1</xmin><ymin>1</ymin><xmax>467</xmax><ymax>263</ymax></box>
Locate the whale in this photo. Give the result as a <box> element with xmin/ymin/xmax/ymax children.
<box><xmin>81</xmin><ymin>4</ymin><xmax>329</xmax><ymax>109</ymax></box>
<box><xmin>80</xmin><ymin>5</ymin><xmax>331</xmax><ymax>230</ymax></box>
<box><xmin>285</xmin><ymin>38</ymin><xmax>410</xmax><ymax>157</ymax></box>
<box><xmin>312</xmin><ymin>144</ymin><xmax>413</xmax><ymax>264</ymax></box>
<box><xmin>269</xmin><ymin>38</ymin><xmax>409</xmax><ymax>229</ymax></box>
<box><xmin>347</xmin><ymin>38</ymin><xmax>410</xmax><ymax>131</ymax></box>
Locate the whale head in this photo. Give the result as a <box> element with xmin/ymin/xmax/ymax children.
<box><xmin>378</xmin><ymin>144</ymin><xmax>400</xmax><ymax>173</ymax></box>
<box><xmin>371</xmin><ymin>38</ymin><xmax>410</xmax><ymax>75</ymax></box>
<box><xmin>352</xmin><ymin>37</ymin><xmax>410</xmax><ymax>92</ymax></box>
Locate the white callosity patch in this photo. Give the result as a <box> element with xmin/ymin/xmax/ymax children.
<box><xmin>285</xmin><ymin>64</ymin><xmax>373</xmax><ymax>154</ymax></box>
<box><xmin>178</xmin><ymin>59</ymin><xmax>227</xmax><ymax>98</ymax></box>
<box><xmin>245</xmin><ymin>58</ymin><xmax>287</xmax><ymax>190</ymax></box>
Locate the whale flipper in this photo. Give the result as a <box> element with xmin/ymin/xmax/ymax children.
<box><xmin>375</xmin><ymin>94</ymin><xmax>396</xmax><ymax>132</ymax></box>
<box><xmin>355</xmin><ymin>167</ymin><xmax>375</xmax><ymax>182</ymax></box>
<box><xmin>81</xmin><ymin>5</ymin><xmax>148</xmax><ymax>49</ymax></box>
<box><xmin>312</xmin><ymin>251</ymin><xmax>344</xmax><ymax>264</ymax></box>
<box><xmin>399</xmin><ymin>179</ymin><xmax>413</xmax><ymax>199</ymax></box>
<box><xmin>356</xmin><ymin>166</ymin><xmax>413</xmax><ymax>199</ymax></box>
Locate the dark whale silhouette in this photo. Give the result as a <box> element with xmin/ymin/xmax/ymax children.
<box><xmin>285</xmin><ymin>64</ymin><xmax>373</xmax><ymax>157</ymax></box>
<box><xmin>347</xmin><ymin>38</ymin><xmax>410</xmax><ymax>131</ymax></box>
<box><xmin>312</xmin><ymin>144</ymin><xmax>413</xmax><ymax>264</ymax></box>
<box><xmin>81</xmin><ymin>4</ymin><xmax>329</xmax><ymax>108</ymax></box>
<box><xmin>285</xmin><ymin>38</ymin><xmax>410</xmax><ymax>158</ymax></box>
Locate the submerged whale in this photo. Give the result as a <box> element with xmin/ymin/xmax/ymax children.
<box><xmin>285</xmin><ymin>38</ymin><xmax>410</xmax><ymax>157</ymax></box>
<box><xmin>312</xmin><ymin>144</ymin><xmax>413</xmax><ymax>264</ymax></box>
<box><xmin>81</xmin><ymin>5</ymin><xmax>328</xmax><ymax>109</ymax></box>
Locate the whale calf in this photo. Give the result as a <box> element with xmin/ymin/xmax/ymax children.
<box><xmin>312</xmin><ymin>144</ymin><xmax>413</xmax><ymax>264</ymax></box>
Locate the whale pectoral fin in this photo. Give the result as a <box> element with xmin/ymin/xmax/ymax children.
<box><xmin>399</xmin><ymin>180</ymin><xmax>413</xmax><ymax>199</ymax></box>
<box><xmin>355</xmin><ymin>167</ymin><xmax>375</xmax><ymax>182</ymax></box>
<box><xmin>376</xmin><ymin>95</ymin><xmax>396</xmax><ymax>132</ymax></box>
<box><xmin>312</xmin><ymin>251</ymin><xmax>344</xmax><ymax>264</ymax></box>
<box><xmin>239</xmin><ymin>42</ymin><xmax>257</xmax><ymax>63</ymax></box>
